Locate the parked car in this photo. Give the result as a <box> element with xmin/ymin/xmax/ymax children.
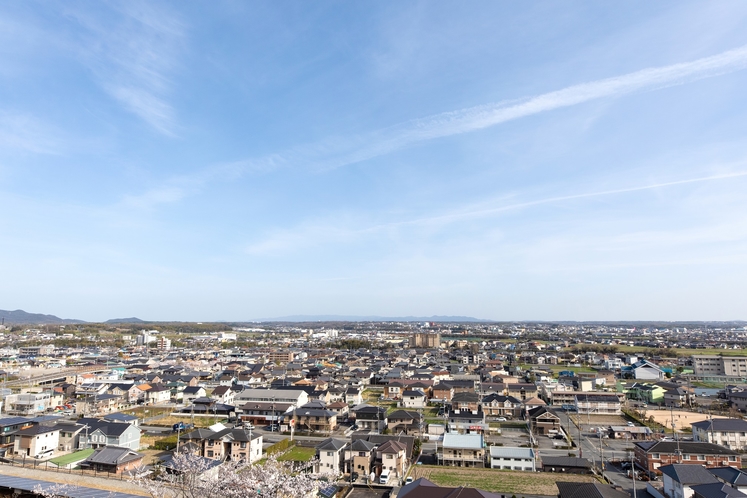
<box><xmin>496</xmin><ymin>417</ymin><xmax>507</xmax><ymax>422</ymax></box>
<box><xmin>405</xmin><ymin>476</ymin><xmax>414</xmax><ymax>485</ymax></box>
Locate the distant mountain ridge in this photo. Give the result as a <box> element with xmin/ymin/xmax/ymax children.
<box><xmin>0</xmin><ymin>309</ymin><xmax>85</xmax><ymax>325</ymax></box>
<box><xmin>256</xmin><ymin>314</ymin><xmax>491</xmax><ymax>322</ymax></box>
<box><xmin>105</xmin><ymin>317</ymin><xmax>145</xmax><ymax>324</ymax></box>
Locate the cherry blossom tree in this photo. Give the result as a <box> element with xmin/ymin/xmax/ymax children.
<box><xmin>132</xmin><ymin>453</ymin><xmax>339</xmax><ymax>498</ymax></box>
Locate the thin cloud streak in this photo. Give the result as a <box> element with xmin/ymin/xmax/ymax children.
<box><xmin>122</xmin><ymin>43</ymin><xmax>747</xmax><ymax>207</ymax></box>
<box><xmin>312</xmin><ymin>43</ymin><xmax>747</xmax><ymax>170</ymax></box>
<box><xmin>245</xmin><ymin>169</ymin><xmax>747</xmax><ymax>254</ymax></box>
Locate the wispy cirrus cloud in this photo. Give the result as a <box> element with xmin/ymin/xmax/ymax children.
<box><xmin>120</xmin><ymin>43</ymin><xmax>747</xmax><ymax>208</ymax></box>
<box><xmin>0</xmin><ymin>112</ymin><xmax>65</xmax><ymax>155</ymax></box>
<box><xmin>244</xmin><ymin>169</ymin><xmax>747</xmax><ymax>254</ymax></box>
<box><xmin>68</xmin><ymin>2</ymin><xmax>185</xmax><ymax>136</ymax></box>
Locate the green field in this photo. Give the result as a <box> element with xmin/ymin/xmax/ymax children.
<box><xmin>277</xmin><ymin>446</ymin><xmax>316</xmax><ymax>462</ymax></box>
<box><xmin>49</xmin><ymin>448</ymin><xmax>94</xmax><ymax>466</ymax></box>
<box><xmin>410</xmin><ymin>465</ymin><xmax>594</xmax><ymax>495</ymax></box>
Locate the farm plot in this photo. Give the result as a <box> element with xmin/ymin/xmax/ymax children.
<box><xmin>409</xmin><ymin>465</ymin><xmax>595</xmax><ymax>495</ymax></box>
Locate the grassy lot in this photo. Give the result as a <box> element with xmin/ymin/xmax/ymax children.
<box><xmin>147</xmin><ymin>415</ymin><xmax>225</xmax><ymax>428</ymax></box>
<box><xmin>277</xmin><ymin>446</ymin><xmax>316</xmax><ymax>462</ymax></box>
<box><xmin>410</xmin><ymin>465</ymin><xmax>594</xmax><ymax>495</ymax></box>
<box><xmin>615</xmin><ymin>346</ymin><xmax>746</xmax><ymax>357</ymax></box>
<box><xmin>521</xmin><ymin>364</ymin><xmax>598</xmax><ymax>374</ymax></box>
<box><xmin>49</xmin><ymin>448</ymin><xmax>94</xmax><ymax>466</ymax></box>
<box><xmin>120</xmin><ymin>406</ymin><xmax>173</xmax><ymax>418</ymax></box>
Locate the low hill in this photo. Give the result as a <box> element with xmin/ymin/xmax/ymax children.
<box><xmin>0</xmin><ymin>309</ymin><xmax>85</xmax><ymax>325</ymax></box>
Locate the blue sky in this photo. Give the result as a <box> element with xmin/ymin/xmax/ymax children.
<box><xmin>2</xmin><ymin>1</ymin><xmax>747</xmax><ymax>322</ymax></box>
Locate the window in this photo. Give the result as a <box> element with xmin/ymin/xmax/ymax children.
<box><xmin>698</xmin><ymin>455</ymin><xmax>705</xmax><ymax>461</ymax></box>
<box><xmin>327</xmin><ymin>452</ymin><xmax>333</xmax><ymax>456</ymax></box>
<box><xmin>729</xmin><ymin>456</ymin><xmax>737</xmax><ymax>462</ymax></box>
<box><xmin>652</xmin><ymin>453</ymin><xmax>660</xmax><ymax>459</ymax></box>
<box><xmin>207</xmin><ymin>451</ymin><xmax>214</xmax><ymax>457</ymax></box>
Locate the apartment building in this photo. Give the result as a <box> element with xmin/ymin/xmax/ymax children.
<box><xmin>692</xmin><ymin>418</ymin><xmax>747</xmax><ymax>451</ymax></box>
<box><xmin>693</xmin><ymin>356</ymin><xmax>747</xmax><ymax>377</ymax></box>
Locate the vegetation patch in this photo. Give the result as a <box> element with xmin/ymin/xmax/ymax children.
<box><xmin>277</xmin><ymin>446</ymin><xmax>316</xmax><ymax>462</ymax></box>
<box><xmin>410</xmin><ymin>465</ymin><xmax>594</xmax><ymax>495</ymax></box>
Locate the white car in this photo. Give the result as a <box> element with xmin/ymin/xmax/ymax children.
<box><xmin>496</xmin><ymin>417</ymin><xmax>507</xmax><ymax>422</ymax></box>
<box><xmin>405</xmin><ymin>476</ymin><xmax>414</xmax><ymax>485</ymax></box>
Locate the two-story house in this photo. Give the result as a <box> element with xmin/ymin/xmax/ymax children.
<box><xmin>376</xmin><ymin>439</ymin><xmax>408</xmax><ymax>477</ymax></box>
<box><xmin>439</xmin><ymin>433</ymin><xmax>485</xmax><ymax>468</ymax></box>
<box><xmin>316</xmin><ymin>438</ymin><xmax>347</xmax><ymax>474</ymax></box>
<box><xmin>345</xmin><ymin>439</ymin><xmax>376</xmax><ymax>477</ymax></box>
<box><xmin>401</xmin><ymin>389</ymin><xmax>427</xmax><ymax>409</ymax></box>
<box><xmin>481</xmin><ymin>393</ymin><xmax>522</xmax><ymax>419</ymax></box>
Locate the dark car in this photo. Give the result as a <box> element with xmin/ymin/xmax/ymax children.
<box><xmin>351</xmin><ymin>472</ymin><xmax>359</xmax><ymax>481</ymax></box>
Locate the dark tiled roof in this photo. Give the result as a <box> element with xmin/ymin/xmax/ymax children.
<box><xmin>541</xmin><ymin>456</ymin><xmax>592</xmax><ymax>469</ymax></box>
<box><xmin>556</xmin><ymin>481</ymin><xmax>630</xmax><ymax>498</ymax></box>
<box><xmin>691</xmin><ymin>483</ymin><xmax>747</xmax><ymax>498</ymax></box>
<box><xmin>659</xmin><ymin>464</ymin><xmax>719</xmax><ymax>484</ymax></box>
<box><xmin>636</xmin><ymin>441</ymin><xmax>739</xmax><ymax>456</ymax></box>
<box><xmin>709</xmin><ymin>467</ymin><xmax>747</xmax><ymax>486</ymax></box>
<box><xmin>692</xmin><ymin>418</ymin><xmax>747</xmax><ymax>432</ymax></box>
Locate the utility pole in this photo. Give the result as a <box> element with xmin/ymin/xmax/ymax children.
<box><xmin>631</xmin><ymin>451</ymin><xmax>637</xmax><ymax>498</ymax></box>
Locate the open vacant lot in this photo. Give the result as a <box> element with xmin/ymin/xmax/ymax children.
<box><xmin>642</xmin><ymin>410</ymin><xmax>726</xmax><ymax>430</ymax></box>
<box><xmin>409</xmin><ymin>465</ymin><xmax>594</xmax><ymax>495</ymax></box>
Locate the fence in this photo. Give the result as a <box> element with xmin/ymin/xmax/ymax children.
<box><xmin>0</xmin><ymin>457</ymin><xmax>136</xmax><ymax>481</ymax></box>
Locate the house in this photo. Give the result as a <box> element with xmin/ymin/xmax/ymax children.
<box><xmin>385</xmin><ymin>382</ymin><xmax>404</xmax><ymax>400</ymax></box>
<box><xmin>627</xmin><ymin>383</ymin><xmax>666</xmax><ymax>405</ymax></box>
<box><xmin>14</xmin><ymin>425</ymin><xmax>60</xmax><ymax>458</ymax></box>
<box><xmin>211</xmin><ymin>385</ymin><xmax>235</xmax><ymax>405</ymax></box>
<box><xmin>0</xmin><ymin>417</ymin><xmax>33</xmax><ymax>447</ymax></box>
<box><xmin>481</xmin><ymin>393</ymin><xmax>521</xmax><ymax>419</ymax></box>
<box><xmin>528</xmin><ymin>406</ymin><xmax>561</xmax><ymax>435</ymax></box>
<box><xmin>55</xmin><ymin>421</ymin><xmax>86</xmax><ymax>452</ymax></box>
<box><xmin>237</xmin><ymin>401</ymin><xmax>293</xmax><ymax>426</ymax></box>
<box><xmin>188</xmin><ymin>426</ymin><xmax>263</xmax><ymax>463</ymax></box>
<box><xmin>376</xmin><ymin>439</ymin><xmax>408</xmax><ymax>477</ymax></box>
<box><xmin>234</xmin><ymin>388</ymin><xmax>309</xmax><ymax>408</ymax></box>
<box><xmin>608</xmin><ymin>425</ymin><xmax>654</xmax><ymax>440</ymax></box>
<box><xmin>316</xmin><ymin>438</ymin><xmax>347</xmax><ymax>474</ymax></box>
<box><xmin>634</xmin><ymin>441</ymin><xmax>741</xmax><ymax>472</ymax></box>
<box><xmin>345</xmin><ymin>388</ymin><xmax>362</xmax><ymax>406</ymax></box>
<box><xmin>489</xmin><ymin>446</ymin><xmax>535</xmax><ymax>471</ymax></box>
<box><xmin>632</xmin><ymin>360</ymin><xmax>665</xmax><ymax>380</ymax></box>
<box><xmin>354</xmin><ymin>406</ymin><xmax>387</xmax><ymax>433</ymax></box>
<box><xmin>77</xmin><ymin>418</ymin><xmax>142</xmax><ymax>450</ymax></box>
<box><xmin>451</xmin><ymin>392</ymin><xmax>480</xmax><ymax>412</ymax></box>
<box><xmin>541</xmin><ymin>456</ymin><xmax>592</xmax><ymax>474</ymax></box>
<box><xmin>574</xmin><ymin>393</ymin><xmax>622</xmax><ymax>415</ymax></box>
<box><xmin>287</xmin><ymin>407</ymin><xmax>338</xmax><ymax>433</ymax></box>
<box><xmin>447</xmin><ymin>409</ymin><xmax>487</xmax><ymax>434</ymax></box>
<box><xmin>399</xmin><ymin>477</ymin><xmax>501</xmax><ymax>498</ymax></box>
<box><xmin>401</xmin><ymin>389</ymin><xmax>427</xmax><ymax>409</ymax></box>
<box><xmin>708</xmin><ymin>467</ymin><xmax>747</xmax><ymax>492</ymax></box>
<box><xmin>691</xmin><ymin>483</ymin><xmax>747</xmax><ymax>498</ymax></box>
<box><xmin>387</xmin><ymin>410</ymin><xmax>422</xmax><ymax>435</ymax></box>
<box><xmin>345</xmin><ymin>439</ymin><xmax>376</xmax><ymax>476</ymax></box>
<box><xmin>439</xmin><ymin>433</ymin><xmax>485</xmax><ymax>468</ymax></box>
<box><xmin>146</xmin><ymin>384</ymin><xmax>172</xmax><ymax>404</ymax></box>
<box><xmin>660</xmin><ymin>464</ymin><xmax>719</xmax><ymax>498</ymax></box>
<box><xmin>82</xmin><ymin>446</ymin><xmax>144</xmax><ymax>473</ymax></box>
<box><xmin>692</xmin><ymin>419</ymin><xmax>747</xmax><ymax>450</ymax></box>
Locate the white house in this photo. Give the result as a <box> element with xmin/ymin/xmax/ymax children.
<box><xmin>489</xmin><ymin>446</ymin><xmax>535</xmax><ymax>471</ymax></box>
<box><xmin>316</xmin><ymin>438</ymin><xmax>347</xmax><ymax>474</ymax></box>
<box><xmin>632</xmin><ymin>360</ymin><xmax>664</xmax><ymax>380</ymax></box>
<box><xmin>401</xmin><ymin>389</ymin><xmax>427</xmax><ymax>409</ymax></box>
<box><xmin>660</xmin><ymin>464</ymin><xmax>718</xmax><ymax>498</ymax></box>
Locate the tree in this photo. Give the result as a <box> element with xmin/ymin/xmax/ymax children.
<box><xmin>132</xmin><ymin>453</ymin><xmax>338</xmax><ymax>498</ymax></box>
